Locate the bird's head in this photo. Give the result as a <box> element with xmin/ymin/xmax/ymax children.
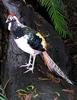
<box><xmin>6</xmin><ymin>14</ymin><xmax>20</xmax><ymax>31</ymax></box>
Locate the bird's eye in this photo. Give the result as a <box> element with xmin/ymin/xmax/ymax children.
<box><xmin>7</xmin><ymin>17</ymin><xmax>10</xmax><ymax>20</ymax></box>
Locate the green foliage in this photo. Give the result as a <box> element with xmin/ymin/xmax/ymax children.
<box><xmin>16</xmin><ymin>85</ymin><xmax>38</xmax><ymax>99</ymax></box>
<box><xmin>16</xmin><ymin>85</ymin><xmax>36</xmax><ymax>94</ymax></box>
<box><xmin>0</xmin><ymin>93</ymin><xmax>7</xmax><ymax>100</ymax></box>
<box><xmin>38</xmin><ymin>0</ymin><xmax>70</xmax><ymax>38</ymax></box>
<box><xmin>0</xmin><ymin>86</ymin><xmax>8</xmax><ymax>100</ymax></box>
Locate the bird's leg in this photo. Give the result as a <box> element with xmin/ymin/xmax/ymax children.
<box><xmin>24</xmin><ymin>55</ymin><xmax>36</xmax><ymax>73</ymax></box>
<box><xmin>25</xmin><ymin>54</ymin><xmax>32</xmax><ymax>67</ymax></box>
<box><xmin>20</xmin><ymin>55</ymin><xmax>32</xmax><ymax>68</ymax></box>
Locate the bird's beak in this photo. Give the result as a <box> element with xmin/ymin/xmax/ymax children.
<box><xmin>6</xmin><ymin>19</ymin><xmax>9</xmax><ymax>23</ymax></box>
<box><xmin>6</xmin><ymin>19</ymin><xmax>11</xmax><ymax>23</ymax></box>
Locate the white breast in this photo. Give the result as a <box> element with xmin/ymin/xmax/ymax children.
<box><xmin>14</xmin><ymin>35</ymin><xmax>40</xmax><ymax>55</ymax></box>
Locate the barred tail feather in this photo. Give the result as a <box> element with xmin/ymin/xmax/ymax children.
<box><xmin>42</xmin><ymin>51</ymin><xmax>73</xmax><ymax>85</ymax></box>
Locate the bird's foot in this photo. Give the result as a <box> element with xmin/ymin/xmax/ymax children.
<box><xmin>20</xmin><ymin>63</ymin><xmax>32</xmax><ymax>68</ymax></box>
<box><xmin>20</xmin><ymin>63</ymin><xmax>34</xmax><ymax>73</ymax></box>
<box><xmin>24</xmin><ymin>66</ymin><xmax>34</xmax><ymax>73</ymax></box>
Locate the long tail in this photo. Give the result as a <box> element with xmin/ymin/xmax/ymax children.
<box><xmin>42</xmin><ymin>51</ymin><xmax>73</xmax><ymax>85</ymax></box>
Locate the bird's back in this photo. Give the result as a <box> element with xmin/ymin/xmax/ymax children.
<box><xmin>14</xmin><ymin>26</ymin><xmax>46</xmax><ymax>51</ymax></box>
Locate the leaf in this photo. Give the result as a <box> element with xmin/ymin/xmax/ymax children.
<box><xmin>38</xmin><ymin>0</ymin><xmax>70</xmax><ymax>38</ymax></box>
<box><xmin>0</xmin><ymin>85</ymin><xmax>8</xmax><ymax>100</ymax></box>
<box><xmin>0</xmin><ymin>93</ymin><xmax>7</xmax><ymax>100</ymax></box>
<box><xmin>16</xmin><ymin>85</ymin><xmax>36</xmax><ymax>95</ymax></box>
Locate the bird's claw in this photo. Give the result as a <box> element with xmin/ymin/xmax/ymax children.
<box><xmin>24</xmin><ymin>67</ymin><xmax>34</xmax><ymax>73</ymax></box>
<box><xmin>20</xmin><ymin>63</ymin><xmax>32</xmax><ymax>68</ymax></box>
<box><xmin>20</xmin><ymin>63</ymin><xmax>34</xmax><ymax>73</ymax></box>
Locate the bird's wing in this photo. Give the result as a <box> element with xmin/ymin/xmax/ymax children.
<box><xmin>21</xmin><ymin>27</ymin><xmax>47</xmax><ymax>51</ymax></box>
<box><xmin>36</xmin><ymin>32</ymin><xmax>47</xmax><ymax>50</ymax></box>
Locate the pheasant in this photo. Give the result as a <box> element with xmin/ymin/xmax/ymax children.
<box><xmin>6</xmin><ymin>14</ymin><xmax>73</xmax><ymax>84</ymax></box>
